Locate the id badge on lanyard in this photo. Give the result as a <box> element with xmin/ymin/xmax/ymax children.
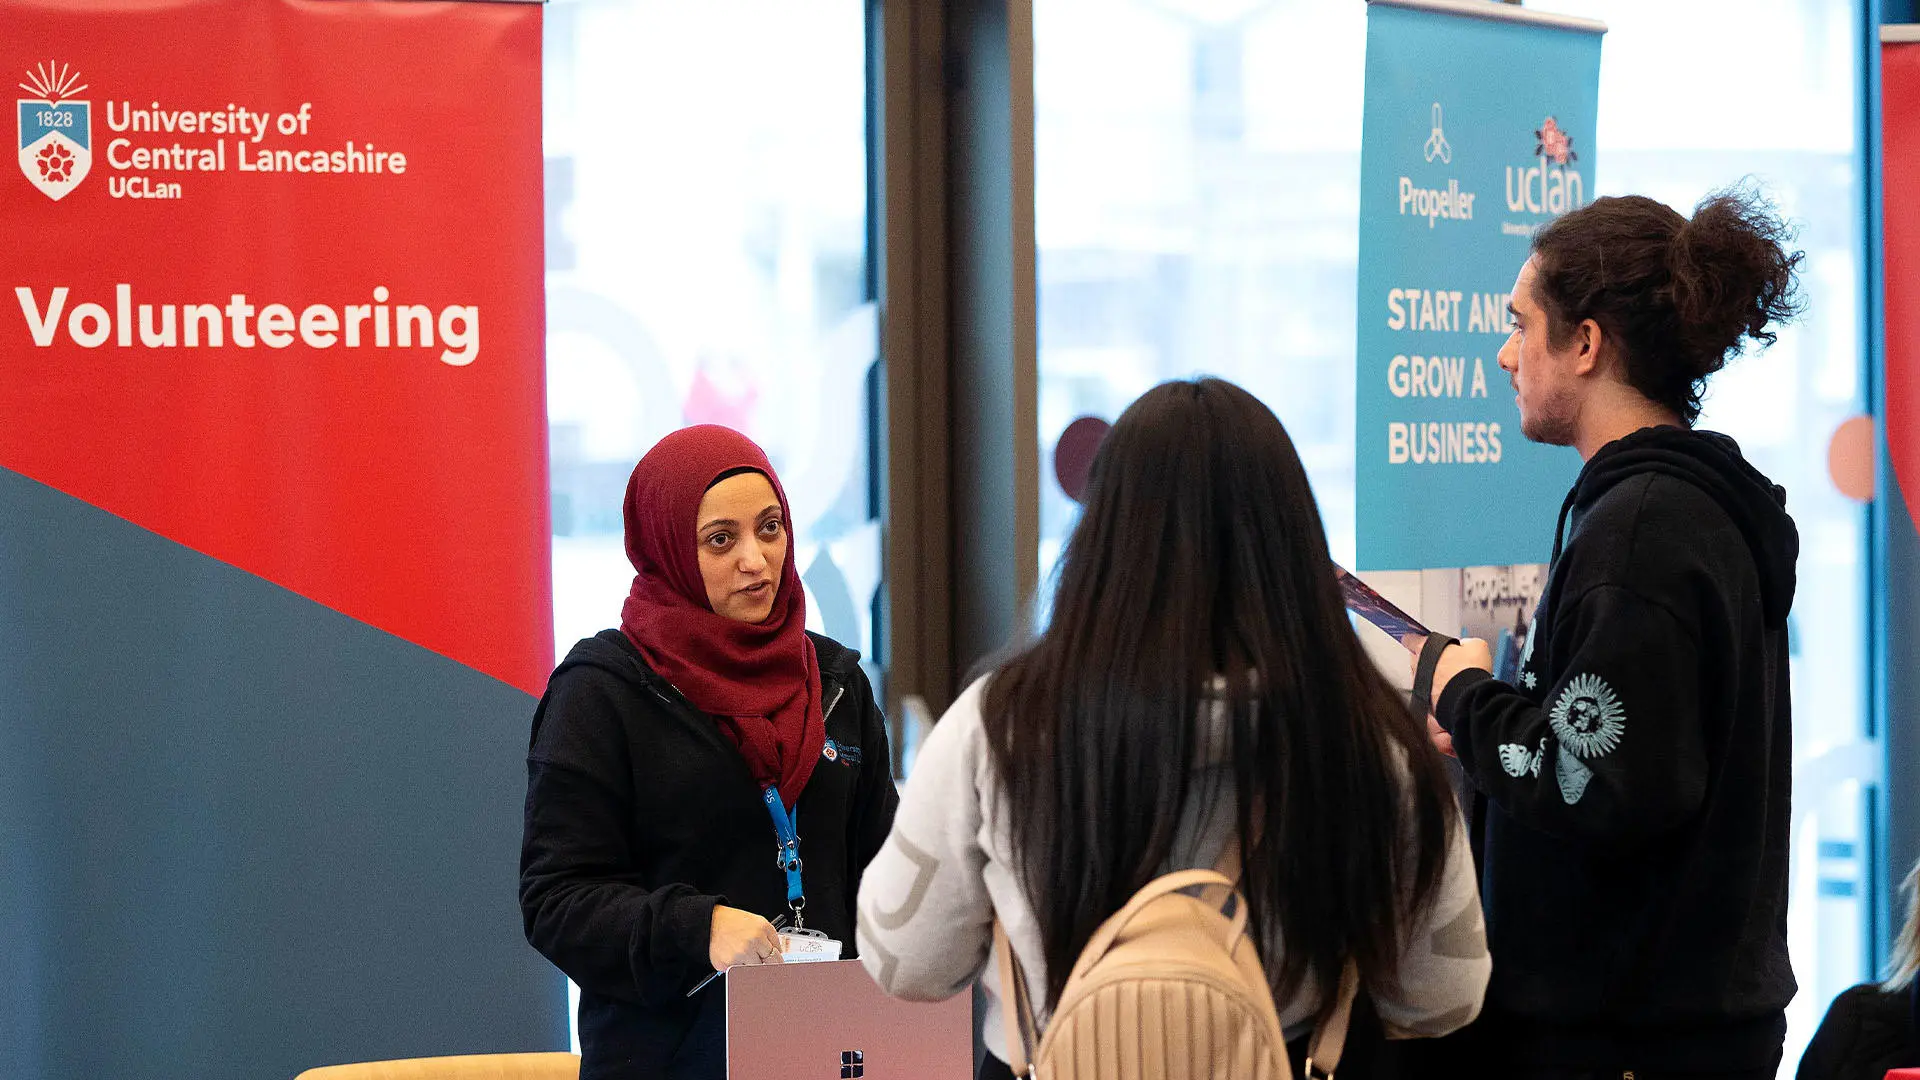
<box><xmin>760</xmin><ymin>786</ymin><xmax>844</xmax><ymax>962</ymax></box>
<box><xmin>760</xmin><ymin>785</ymin><xmax>807</xmax><ymax>929</ymax></box>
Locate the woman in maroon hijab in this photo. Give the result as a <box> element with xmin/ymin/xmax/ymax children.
<box><xmin>520</xmin><ymin>425</ymin><xmax>899</xmax><ymax>1080</ymax></box>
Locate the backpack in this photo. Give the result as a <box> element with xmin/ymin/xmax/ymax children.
<box><xmin>993</xmin><ymin>869</ymin><xmax>1358</xmax><ymax>1080</ymax></box>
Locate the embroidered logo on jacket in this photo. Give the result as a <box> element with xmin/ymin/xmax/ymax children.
<box><xmin>1548</xmin><ymin>673</ymin><xmax>1624</xmax><ymax>758</ymax></box>
<box><xmin>821</xmin><ymin>737</ymin><xmax>862</xmax><ymax>766</ymax></box>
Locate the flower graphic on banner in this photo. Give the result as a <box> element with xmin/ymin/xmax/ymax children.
<box><xmin>35</xmin><ymin>141</ymin><xmax>73</xmax><ymax>182</ymax></box>
<box><xmin>1535</xmin><ymin>116</ymin><xmax>1577</xmax><ymax>166</ymax></box>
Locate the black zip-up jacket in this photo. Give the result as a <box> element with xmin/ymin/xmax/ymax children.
<box><xmin>520</xmin><ymin>629</ymin><xmax>899</xmax><ymax>1080</ymax></box>
<box><xmin>1795</xmin><ymin>979</ymin><xmax>1920</xmax><ymax>1080</ymax></box>
<box><xmin>1436</xmin><ymin>426</ymin><xmax>1799</xmax><ymax>1071</ymax></box>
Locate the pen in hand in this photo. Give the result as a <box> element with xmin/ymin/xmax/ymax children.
<box><xmin>686</xmin><ymin>913</ymin><xmax>789</xmax><ymax>997</ymax></box>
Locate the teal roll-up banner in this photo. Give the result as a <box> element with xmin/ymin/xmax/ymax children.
<box><xmin>1356</xmin><ymin>0</ymin><xmax>1604</xmax><ymax>570</ymax></box>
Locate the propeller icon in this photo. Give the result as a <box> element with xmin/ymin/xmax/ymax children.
<box><xmin>1424</xmin><ymin>102</ymin><xmax>1452</xmax><ymax>165</ymax></box>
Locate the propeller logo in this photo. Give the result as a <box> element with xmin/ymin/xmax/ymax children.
<box><xmin>1423</xmin><ymin>102</ymin><xmax>1452</xmax><ymax>165</ymax></box>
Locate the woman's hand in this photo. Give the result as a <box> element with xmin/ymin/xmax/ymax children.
<box><xmin>708</xmin><ymin>905</ymin><xmax>784</xmax><ymax>971</ymax></box>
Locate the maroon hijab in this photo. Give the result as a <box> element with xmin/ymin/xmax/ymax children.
<box><xmin>620</xmin><ymin>425</ymin><xmax>824</xmax><ymax>807</ymax></box>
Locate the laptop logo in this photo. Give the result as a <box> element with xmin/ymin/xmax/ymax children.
<box><xmin>840</xmin><ymin>1049</ymin><xmax>864</xmax><ymax>1078</ymax></box>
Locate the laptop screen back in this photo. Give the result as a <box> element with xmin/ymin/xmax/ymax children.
<box><xmin>725</xmin><ymin>960</ymin><xmax>972</xmax><ymax>1080</ymax></box>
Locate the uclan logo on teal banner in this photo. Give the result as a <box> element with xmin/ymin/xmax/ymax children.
<box><xmin>1505</xmin><ymin>116</ymin><xmax>1585</xmax><ymax>215</ymax></box>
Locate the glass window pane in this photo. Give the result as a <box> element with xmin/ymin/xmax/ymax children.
<box><xmin>1036</xmin><ymin>0</ymin><xmax>1370</xmax><ymax>588</ymax></box>
<box><xmin>544</xmin><ymin>0</ymin><xmax>878</xmax><ymax>669</ymax></box>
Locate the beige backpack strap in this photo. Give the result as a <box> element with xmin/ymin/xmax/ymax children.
<box><xmin>992</xmin><ymin>921</ymin><xmax>1039</xmax><ymax>1078</ymax></box>
<box><xmin>1301</xmin><ymin>960</ymin><xmax>1361</xmax><ymax>1079</ymax></box>
<box><xmin>1066</xmin><ymin>870</ymin><xmax>1237</xmax><ymax>982</ymax></box>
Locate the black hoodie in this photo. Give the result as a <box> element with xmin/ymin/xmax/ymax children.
<box><xmin>519</xmin><ymin>629</ymin><xmax>899</xmax><ymax>1080</ymax></box>
<box><xmin>1436</xmin><ymin>426</ymin><xmax>1800</xmax><ymax>1071</ymax></box>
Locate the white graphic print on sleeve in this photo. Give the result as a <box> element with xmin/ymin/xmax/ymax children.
<box><xmin>1516</xmin><ymin>614</ymin><xmax>1542</xmax><ymax>692</ymax></box>
<box><xmin>1498</xmin><ymin>738</ymin><xmax>1545</xmax><ymax>778</ymax></box>
<box><xmin>1548</xmin><ymin>673</ymin><xmax>1624</xmax><ymax>758</ymax></box>
<box><xmin>1556</xmin><ymin>751</ymin><xmax>1595</xmax><ymax>804</ymax></box>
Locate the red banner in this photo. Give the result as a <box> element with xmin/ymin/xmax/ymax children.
<box><xmin>1885</xmin><ymin>39</ymin><xmax>1920</xmax><ymax>532</ymax></box>
<box><xmin>0</xmin><ymin>0</ymin><xmax>550</xmax><ymax>694</ymax></box>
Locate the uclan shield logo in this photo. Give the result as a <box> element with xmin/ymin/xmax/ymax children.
<box><xmin>17</xmin><ymin>62</ymin><xmax>91</xmax><ymax>201</ymax></box>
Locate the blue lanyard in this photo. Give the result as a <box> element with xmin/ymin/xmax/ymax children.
<box><xmin>761</xmin><ymin>786</ymin><xmax>806</xmax><ymax>929</ymax></box>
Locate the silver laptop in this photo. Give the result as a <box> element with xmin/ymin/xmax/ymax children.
<box><xmin>726</xmin><ymin>960</ymin><xmax>972</xmax><ymax>1080</ymax></box>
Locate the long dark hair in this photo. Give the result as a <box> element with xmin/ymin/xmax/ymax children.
<box><xmin>983</xmin><ymin>378</ymin><xmax>1457</xmax><ymax>1006</ymax></box>
<box><xmin>1530</xmin><ymin>188</ymin><xmax>1803</xmax><ymax>424</ymax></box>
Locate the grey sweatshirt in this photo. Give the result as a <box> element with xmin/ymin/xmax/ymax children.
<box><xmin>856</xmin><ymin>676</ymin><xmax>1491</xmax><ymax>1065</ymax></box>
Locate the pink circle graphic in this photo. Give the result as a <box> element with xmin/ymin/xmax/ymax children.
<box><xmin>1828</xmin><ymin>415</ymin><xmax>1875</xmax><ymax>504</ymax></box>
<box><xmin>1052</xmin><ymin>416</ymin><xmax>1111</xmax><ymax>503</ymax></box>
